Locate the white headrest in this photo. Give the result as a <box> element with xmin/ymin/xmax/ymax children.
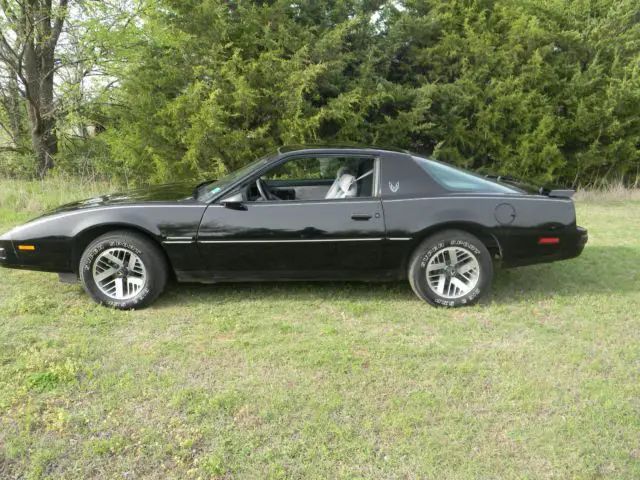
<box><xmin>338</xmin><ymin>174</ymin><xmax>356</xmax><ymax>193</ymax></box>
<box><xmin>336</xmin><ymin>166</ymin><xmax>351</xmax><ymax>178</ymax></box>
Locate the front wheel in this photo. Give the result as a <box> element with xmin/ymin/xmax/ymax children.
<box><xmin>79</xmin><ymin>231</ymin><xmax>168</xmax><ymax>309</ymax></box>
<box><xmin>408</xmin><ymin>230</ymin><xmax>493</xmax><ymax>307</ymax></box>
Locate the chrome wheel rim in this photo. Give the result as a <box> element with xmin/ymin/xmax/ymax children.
<box><xmin>426</xmin><ymin>246</ymin><xmax>480</xmax><ymax>299</ymax></box>
<box><xmin>92</xmin><ymin>248</ymin><xmax>147</xmax><ymax>300</ymax></box>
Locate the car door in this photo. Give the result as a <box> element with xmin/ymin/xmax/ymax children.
<box><xmin>196</xmin><ymin>155</ymin><xmax>386</xmax><ymax>280</ymax></box>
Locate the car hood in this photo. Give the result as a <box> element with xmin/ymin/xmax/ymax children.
<box><xmin>43</xmin><ymin>182</ymin><xmax>199</xmax><ymax>215</ymax></box>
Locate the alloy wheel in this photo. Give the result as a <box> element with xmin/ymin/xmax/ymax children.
<box><xmin>92</xmin><ymin>247</ymin><xmax>147</xmax><ymax>300</ymax></box>
<box><xmin>425</xmin><ymin>246</ymin><xmax>480</xmax><ymax>299</ymax></box>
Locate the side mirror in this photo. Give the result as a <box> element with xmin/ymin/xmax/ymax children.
<box><xmin>220</xmin><ymin>192</ymin><xmax>246</xmax><ymax>210</ymax></box>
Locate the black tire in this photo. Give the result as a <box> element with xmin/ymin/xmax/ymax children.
<box><xmin>79</xmin><ymin>230</ymin><xmax>168</xmax><ymax>309</ymax></box>
<box><xmin>408</xmin><ymin>230</ymin><xmax>493</xmax><ymax>307</ymax></box>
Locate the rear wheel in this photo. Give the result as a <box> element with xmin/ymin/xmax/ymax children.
<box><xmin>408</xmin><ymin>230</ymin><xmax>493</xmax><ymax>307</ymax></box>
<box><xmin>79</xmin><ymin>231</ymin><xmax>167</xmax><ymax>309</ymax></box>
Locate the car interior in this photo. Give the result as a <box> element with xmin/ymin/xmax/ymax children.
<box><xmin>245</xmin><ymin>156</ymin><xmax>376</xmax><ymax>202</ymax></box>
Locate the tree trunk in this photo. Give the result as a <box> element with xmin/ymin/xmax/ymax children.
<box><xmin>29</xmin><ymin>115</ymin><xmax>57</xmax><ymax>176</ymax></box>
<box><xmin>5</xmin><ymin>75</ymin><xmax>26</xmax><ymax>145</ymax></box>
<box><xmin>23</xmin><ymin>28</ymin><xmax>58</xmax><ymax>177</ymax></box>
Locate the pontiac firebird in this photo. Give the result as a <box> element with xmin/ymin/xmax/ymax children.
<box><xmin>0</xmin><ymin>146</ymin><xmax>588</xmax><ymax>309</ymax></box>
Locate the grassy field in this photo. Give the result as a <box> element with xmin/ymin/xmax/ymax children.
<box><xmin>0</xmin><ymin>178</ymin><xmax>639</xmax><ymax>479</ymax></box>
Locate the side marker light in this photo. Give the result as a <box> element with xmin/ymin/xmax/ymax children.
<box><xmin>538</xmin><ymin>237</ymin><xmax>560</xmax><ymax>245</ymax></box>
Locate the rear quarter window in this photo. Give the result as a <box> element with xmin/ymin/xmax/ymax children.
<box><xmin>412</xmin><ymin>156</ymin><xmax>518</xmax><ymax>194</ymax></box>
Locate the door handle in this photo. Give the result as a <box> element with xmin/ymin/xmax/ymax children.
<box><xmin>351</xmin><ymin>213</ymin><xmax>372</xmax><ymax>221</ymax></box>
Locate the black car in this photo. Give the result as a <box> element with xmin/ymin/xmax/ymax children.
<box><xmin>0</xmin><ymin>146</ymin><xmax>587</xmax><ymax>309</ymax></box>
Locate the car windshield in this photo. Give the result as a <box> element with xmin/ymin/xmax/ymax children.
<box><xmin>413</xmin><ymin>156</ymin><xmax>520</xmax><ymax>193</ymax></box>
<box><xmin>196</xmin><ymin>154</ymin><xmax>274</xmax><ymax>200</ymax></box>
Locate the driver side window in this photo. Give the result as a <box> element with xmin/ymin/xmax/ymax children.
<box><xmin>248</xmin><ymin>156</ymin><xmax>375</xmax><ymax>202</ymax></box>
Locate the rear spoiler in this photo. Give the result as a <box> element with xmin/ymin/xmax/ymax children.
<box><xmin>539</xmin><ymin>188</ymin><xmax>575</xmax><ymax>198</ymax></box>
<box><xmin>486</xmin><ymin>175</ymin><xmax>576</xmax><ymax>198</ymax></box>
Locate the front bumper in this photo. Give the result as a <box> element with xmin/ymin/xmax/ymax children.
<box><xmin>0</xmin><ymin>233</ymin><xmax>17</xmax><ymax>266</ymax></box>
<box><xmin>0</xmin><ymin>226</ymin><xmax>75</xmax><ymax>273</ymax></box>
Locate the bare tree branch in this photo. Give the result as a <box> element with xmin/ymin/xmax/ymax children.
<box><xmin>0</xmin><ymin>32</ymin><xmax>19</xmax><ymax>67</ymax></box>
<box><xmin>49</xmin><ymin>0</ymin><xmax>69</xmax><ymax>50</ymax></box>
<box><xmin>0</xmin><ymin>119</ymin><xmax>16</xmax><ymax>141</ymax></box>
<box><xmin>0</xmin><ymin>145</ymin><xmax>30</xmax><ymax>153</ymax></box>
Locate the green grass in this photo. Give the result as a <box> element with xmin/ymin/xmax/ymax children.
<box><xmin>1</xmin><ymin>179</ymin><xmax>639</xmax><ymax>479</ymax></box>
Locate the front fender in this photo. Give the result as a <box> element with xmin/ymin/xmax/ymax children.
<box><xmin>2</xmin><ymin>204</ymin><xmax>206</xmax><ymax>273</ymax></box>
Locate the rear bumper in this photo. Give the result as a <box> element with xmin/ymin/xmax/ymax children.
<box><xmin>561</xmin><ymin>225</ymin><xmax>588</xmax><ymax>259</ymax></box>
<box><xmin>502</xmin><ymin>226</ymin><xmax>588</xmax><ymax>268</ymax></box>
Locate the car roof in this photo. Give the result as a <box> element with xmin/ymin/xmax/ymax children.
<box><xmin>277</xmin><ymin>144</ymin><xmax>411</xmax><ymax>156</ymax></box>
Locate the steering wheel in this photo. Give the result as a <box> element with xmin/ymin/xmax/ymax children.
<box><xmin>256</xmin><ymin>178</ymin><xmax>278</xmax><ymax>201</ymax></box>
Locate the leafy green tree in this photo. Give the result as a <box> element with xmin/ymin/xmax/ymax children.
<box><xmin>372</xmin><ymin>0</ymin><xmax>640</xmax><ymax>184</ymax></box>
<box><xmin>3</xmin><ymin>0</ymin><xmax>639</xmax><ymax>186</ymax></box>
